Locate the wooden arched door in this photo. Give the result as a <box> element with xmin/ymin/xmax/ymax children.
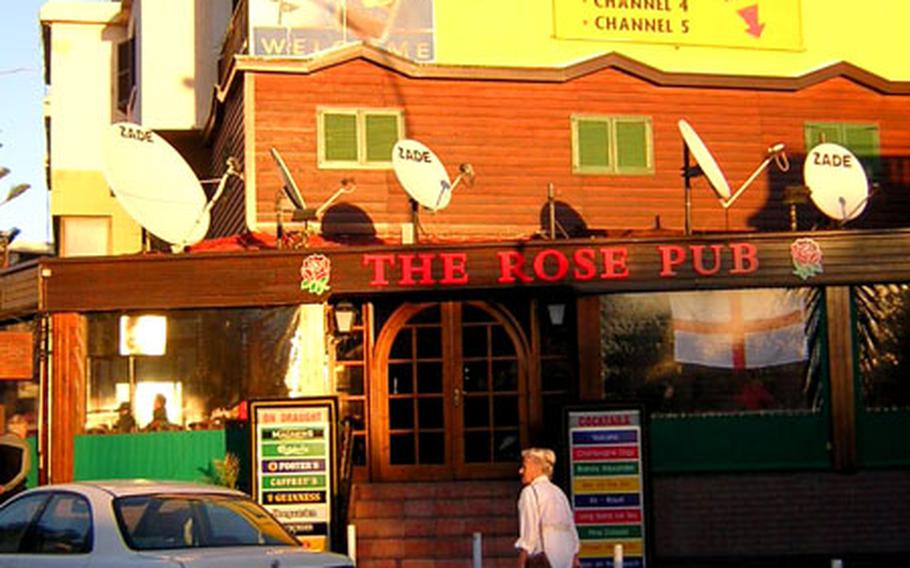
<box><xmin>370</xmin><ymin>301</ymin><xmax>530</xmax><ymax>481</ymax></box>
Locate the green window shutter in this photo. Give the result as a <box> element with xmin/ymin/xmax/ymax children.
<box><xmin>615</xmin><ymin>120</ymin><xmax>649</xmax><ymax>171</ymax></box>
<box><xmin>324</xmin><ymin>113</ymin><xmax>358</xmax><ymax>162</ymax></box>
<box><xmin>805</xmin><ymin>123</ymin><xmax>843</xmax><ymax>148</ymax></box>
<box><xmin>578</xmin><ymin>119</ymin><xmax>610</xmax><ymax>169</ymax></box>
<box><xmin>843</xmin><ymin>124</ymin><xmax>881</xmax><ymax>178</ymax></box>
<box><xmin>365</xmin><ymin>114</ymin><xmax>399</xmax><ymax>163</ymax></box>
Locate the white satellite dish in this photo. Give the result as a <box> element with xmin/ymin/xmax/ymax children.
<box><xmin>678</xmin><ymin>119</ymin><xmax>732</xmax><ymax>201</ymax></box>
<box><xmin>102</xmin><ymin>122</ymin><xmax>210</xmax><ymax>247</ymax></box>
<box><xmin>392</xmin><ymin>139</ymin><xmax>454</xmax><ymax>212</ymax></box>
<box><xmin>804</xmin><ymin>142</ymin><xmax>869</xmax><ymax>222</ymax></box>
<box><xmin>678</xmin><ymin>119</ymin><xmax>788</xmax><ymax>234</ymax></box>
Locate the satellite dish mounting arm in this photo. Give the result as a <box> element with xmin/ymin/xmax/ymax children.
<box><xmin>315</xmin><ymin>178</ymin><xmax>357</xmax><ymax>219</ymax></box>
<box><xmin>176</xmin><ymin>157</ymin><xmax>244</xmax><ymax>251</ymax></box>
<box><xmin>722</xmin><ymin>143</ymin><xmax>788</xmax><ymax>209</ymax></box>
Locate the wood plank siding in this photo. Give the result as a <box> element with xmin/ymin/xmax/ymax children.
<box><xmin>209</xmin><ymin>77</ymin><xmax>248</xmax><ymax>238</ymax></box>
<box><xmin>237</xmin><ymin>48</ymin><xmax>910</xmax><ymax>241</ymax></box>
<box><xmin>0</xmin><ymin>262</ymin><xmax>40</xmax><ymax>321</ymax></box>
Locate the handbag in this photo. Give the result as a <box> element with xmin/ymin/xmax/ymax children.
<box><xmin>526</xmin><ymin>553</ymin><xmax>552</xmax><ymax>568</ymax></box>
<box><xmin>525</xmin><ymin>485</ymin><xmax>552</xmax><ymax>568</ymax></box>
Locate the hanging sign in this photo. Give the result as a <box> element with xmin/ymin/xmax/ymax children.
<box><xmin>251</xmin><ymin>398</ymin><xmax>338</xmax><ymax>551</ymax></box>
<box><xmin>566</xmin><ymin>405</ymin><xmax>650</xmax><ymax>568</ymax></box>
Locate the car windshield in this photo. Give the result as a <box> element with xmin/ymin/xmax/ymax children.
<box><xmin>113</xmin><ymin>493</ymin><xmax>299</xmax><ymax>550</ymax></box>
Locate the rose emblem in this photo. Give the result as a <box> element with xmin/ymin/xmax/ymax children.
<box><xmin>790</xmin><ymin>238</ymin><xmax>823</xmax><ymax>280</ymax></box>
<box><xmin>300</xmin><ymin>254</ymin><xmax>331</xmax><ymax>295</ymax></box>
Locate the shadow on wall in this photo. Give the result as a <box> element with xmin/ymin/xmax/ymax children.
<box><xmin>537</xmin><ymin>200</ymin><xmax>592</xmax><ymax>239</ymax></box>
<box><xmin>749</xmin><ymin>154</ymin><xmax>910</xmax><ymax>232</ymax></box>
<box><xmin>320</xmin><ymin>203</ymin><xmax>384</xmax><ymax>244</ymax></box>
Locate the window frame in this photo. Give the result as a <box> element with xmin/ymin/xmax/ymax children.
<box><xmin>571</xmin><ymin>114</ymin><xmax>654</xmax><ymax>175</ymax></box>
<box><xmin>804</xmin><ymin>121</ymin><xmax>881</xmax><ymax>178</ymax></box>
<box><xmin>317</xmin><ymin>107</ymin><xmax>404</xmax><ymax>170</ymax></box>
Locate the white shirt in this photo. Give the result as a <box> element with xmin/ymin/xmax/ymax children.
<box><xmin>515</xmin><ymin>475</ymin><xmax>580</xmax><ymax>568</ymax></box>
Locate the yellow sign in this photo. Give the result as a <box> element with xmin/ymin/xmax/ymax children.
<box><xmin>581</xmin><ymin>539</ymin><xmax>645</xmax><ymax>557</ymax></box>
<box><xmin>573</xmin><ymin>475</ymin><xmax>641</xmax><ymax>493</ymax></box>
<box><xmin>553</xmin><ymin>0</ymin><xmax>803</xmax><ymax>51</ymax></box>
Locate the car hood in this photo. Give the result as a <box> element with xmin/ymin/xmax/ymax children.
<box><xmin>138</xmin><ymin>545</ymin><xmax>353</xmax><ymax>568</ymax></box>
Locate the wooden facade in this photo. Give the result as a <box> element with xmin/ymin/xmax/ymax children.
<box><xmin>211</xmin><ymin>47</ymin><xmax>910</xmax><ymax>240</ymax></box>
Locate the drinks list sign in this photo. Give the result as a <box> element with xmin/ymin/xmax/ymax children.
<box><xmin>251</xmin><ymin>398</ymin><xmax>338</xmax><ymax>551</ymax></box>
<box><xmin>566</xmin><ymin>406</ymin><xmax>650</xmax><ymax>568</ymax></box>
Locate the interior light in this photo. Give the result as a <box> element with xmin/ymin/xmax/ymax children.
<box><xmin>119</xmin><ymin>314</ymin><xmax>167</xmax><ymax>355</ymax></box>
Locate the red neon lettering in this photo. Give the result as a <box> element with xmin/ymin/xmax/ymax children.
<box><xmin>729</xmin><ymin>242</ymin><xmax>759</xmax><ymax>274</ymax></box>
<box><xmin>600</xmin><ymin>247</ymin><xmax>629</xmax><ymax>279</ymax></box>
<box><xmin>533</xmin><ymin>249</ymin><xmax>569</xmax><ymax>282</ymax></box>
<box><xmin>658</xmin><ymin>245</ymin><xmax>686</xmax><ymax>277</ymax></box>
<box><xmin>497</xmin><ymin>251</ymin><xmax>532</xmax><ymax>283</ymax></box>
<box><xmin>399</xmin><ymin>254</ymin><xmax>436</xmax><ymax>285</ymax></box>
<box><xmin>440</xmin><ymin>253</ymin><xmax>469</xmax><ymax>285</ymax></box>
<box><xmin>691</xmin><ymin>244</ymin><xmax>723</xmax><ymax>276</ymax></box>
<box><xmin>573</xmin><ymin>249</ymin><xmax>596</xmax><ymax>280</ymax></box>
<box><xmin>363</xmin><ymin>254</ymin><xmax>396</xmax><ymax>286</ymax></box>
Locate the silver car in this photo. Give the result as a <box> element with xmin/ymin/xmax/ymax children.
<box><xmin>0</xmin><ymin>479</ymin><xmax>354</xmax><ymax>568</ymax></box>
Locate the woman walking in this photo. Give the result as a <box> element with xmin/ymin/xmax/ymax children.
<box><xmin>515</xmin><ymin>447</ymin><xmax>580</xmax><ymax>568</ymax></box>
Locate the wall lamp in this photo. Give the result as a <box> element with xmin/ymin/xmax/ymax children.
<box><xmin>547</xmin><ymin>303</ymin><xmax>566</xmax><ymax>326</ymax></box>
<box><xmin>333</xmin><ymin>302</ymin><xmax>357</xmax><ymax>334</ymax></box>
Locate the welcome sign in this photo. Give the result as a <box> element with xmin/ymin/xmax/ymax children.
<box><xmin>250</xmin><ymin>0</ymin><xmax>435</xmax><ymax>61</ymax></box>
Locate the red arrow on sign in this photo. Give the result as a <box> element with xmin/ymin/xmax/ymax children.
<box><xmin>737</xmin><ymin>4</ymin><xmax>765</xmax><ymax>38</ymax></box>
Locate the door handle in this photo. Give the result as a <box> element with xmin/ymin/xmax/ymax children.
<box><xmin>454</xmin><ymin>387</ymin><xmax>462</xmax><ymax>407</ymax></box>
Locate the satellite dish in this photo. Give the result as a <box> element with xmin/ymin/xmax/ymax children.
<box><xmin>678</xmin><ymin>119</ymin><xmax>788</xmax><ymax>235</ymax></box>
<box><xmin>678</xmin><ymin>119</ymin><xmax>732</xmax><ymax>201</ymax></box>
<box><xmin>804</xmin><ymin>142</ymin><xmax>869</xmax><ymax>222</ymax></box>
<box><xmin>392</xmin><ymin>139</ymin><xmax>453</xmax><ymax>212</ymax></box>
<box><xmin>269</xmin><ymin>147</ymin><xmax>355</xmax><ymax>224</ymax></box>
<box><xmin>102</xmin><ymin>122</ymin><xmax>210</xmax><ymax>246</ymax></box>
<box><xmin>270</xmin><ymin>147</ymin><xmax>309</xmax><ymax>212</ymax></box>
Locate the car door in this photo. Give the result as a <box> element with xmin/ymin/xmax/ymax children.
<box><xmin>0</xmin><ymin>493</ymin><xmax>49</xmax><ymax>568</ymax></box>
<box><xmin>0</xmin><ymin>492</ymin><xmax>92</xmax><ymax>568</ymax></box>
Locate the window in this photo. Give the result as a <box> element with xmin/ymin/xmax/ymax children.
<box><xmin>116</xmin><ymin>36</ymin><xmax>136</xmax><ymax>114</ymax></box>
<box><xmin>317</xmin><ymin>108</ymin><xmax>403</xmax><ymax>168</ymax></box>
<box><xmin>805</xmin><ymin>122</ymin><xmax>880</xmax><ymax>179</ymax></box>
<box><xmin>572</xmin><ymin>115</ymin><xmax>653</xmax><ymax>175</ymax></box>
<box><xmin>600</xmin><ymin>288</ymin><xmax>823</xmax><ymax>415</ymax></box>
<box><xmin>22</xmin><ymin>493</ymin><xmax>92</xmax><ymax>554</ymax></box>
<box><xmin>58</xmin><ymin>216</ymin><xmax>111</xmax><ymax>257</ymax></box>
<box><xmin>854</xmin><ymin>284</ymin><xmax>910</xmax><ymax>410</ymax></box>
<box><xmin>0</xmin><ymin>493</ymin><xmax>49</xmax><ymax>553</ymax></box>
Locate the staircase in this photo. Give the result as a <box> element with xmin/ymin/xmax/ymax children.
<box><xmin>349</xmin><ymin>480</ymin><xmax>521</xmax><ymax>567</ymax></box>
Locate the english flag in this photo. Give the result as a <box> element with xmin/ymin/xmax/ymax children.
<box><xmin>670</xmin><ymin>289</ymin><xmax>808</xmax><ymax>370</ymax></box>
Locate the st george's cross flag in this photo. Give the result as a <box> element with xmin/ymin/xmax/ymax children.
<box><xmin>669</xmin><ymin>289</ymin><xmax>808</xmax><ymax>370</ymax></box>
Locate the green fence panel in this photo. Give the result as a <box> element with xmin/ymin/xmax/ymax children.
<box><xmin>858</xmin><ymin>409</ymin><xmax>910</xmax><ymax>467</ymax></box>
<box><xmin>649</xmin><ymin>413</ymin><xmax>832</xmax><ymax>473</ymax></box>
<box><xmin>74</xmin><ymin>430</ymin><xmax>227</xmax><ymax>482</ymax></box>
<box><xmin>27</xmin><ymin>436</ymin><xmax>37</xmax><ymax>488</ymax></box>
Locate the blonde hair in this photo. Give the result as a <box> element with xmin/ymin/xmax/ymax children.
<box><xmin>522</xmin><ymin>447</ymin><xmax>556</xmax><ymax>477</ymax></box>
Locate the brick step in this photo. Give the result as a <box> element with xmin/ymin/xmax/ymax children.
<box><xmin>354</xmin><ymin>515</ymin><xmax>516</xmax><ymax>538</ymax></box>
<box><xmin>353</xmin><ymin>480</ymin><xmax>521</xmax><ymax>502</ymax></box>
<box><xmin>357</xmin><ymin>534</ymin><xmax>516</xmax><ymax>560</ymax></box>
<box><xmin>349</xmin><ymin>481</ymin><xmax>521</xmax><ymax>567</ymax></box>
<box><xmin>356</xmin><ymin>557</ymin><xmax>517</xmax><ymax>568</ymax></box>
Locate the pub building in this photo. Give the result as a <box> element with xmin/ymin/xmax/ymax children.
<box><xmin>11</xmin><ymin>1</ymin><xmax>910</xmax><ymax>566</ymax></box>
